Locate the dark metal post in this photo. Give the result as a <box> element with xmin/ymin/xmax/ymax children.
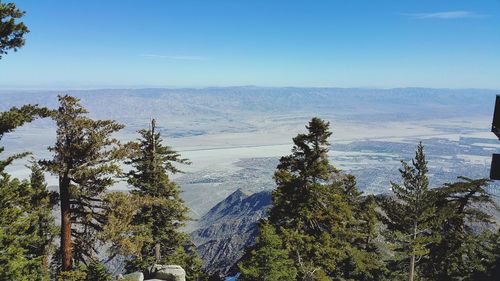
<box><xmin>490</xmin><ymin>95</ymin><xmax>500</xmax><ymax>180</ymax></box>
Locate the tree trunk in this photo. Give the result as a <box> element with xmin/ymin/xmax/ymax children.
<box><xmin>155</xmin><ymin>243</ymin><xmax>161</xmax><ymax>262</ymax></box>
<box><xmin>60</xmin><ymin>175</ymin><xmax>72</xmax><ymax>271</ymax></box>
<box><xmin>409</xmin><ymin>253</ymin><xmax>415</xmax><ymax>281</ymax></box>
<box><xmin>409</xmin><ymin>221</ymin><xmax>417</xmax><ymax>281</ymax></box>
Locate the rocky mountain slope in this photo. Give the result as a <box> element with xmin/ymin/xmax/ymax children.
<box><xmin>191</xmin><ymin>186</ymin><xmax>500</xmax><ymax>277</ymax></box>
<box><xmin>190</xmin><ymin>189</ymin><xmax>272</xmax><ymax>275</ymax></box>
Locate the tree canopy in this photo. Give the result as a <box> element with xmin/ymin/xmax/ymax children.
<box><xmin>242</xmin><ymin>117</ymin><xmax>386</xmax><ymax>280</ymax></box>
<box><xmin>125</xmin><ymin>119</ymin><xmax>203</xmax><ymax>280</ymax></box>
<box><xmin>0</xmin><ymin>1</ymin><xmax>29</xmax><ymax>59</ymax></box>
<box><xmin>42</xmin><ymin>95</ymin><xmax>128</xmax><ymax>271</ymax></box>
<box><xmin>0</xmin><ymin>105</ymin><xmax>54</xmax><ymax>280</ymax></box>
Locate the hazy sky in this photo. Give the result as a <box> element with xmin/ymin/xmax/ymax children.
<box><xmin>1</xmin><ymin>0</ymin><xmax>499</xmax><ymax>89</ymax></box>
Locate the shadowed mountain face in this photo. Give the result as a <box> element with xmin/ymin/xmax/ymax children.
<box><xmin>190</xmin><ymin>189</ymin><xmax>272</xmax><ymax>275</ymax></box>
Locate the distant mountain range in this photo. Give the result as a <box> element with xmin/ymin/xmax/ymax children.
<box><xmin>1</xmin><ymin>87</ymin><xmax>496</xmax><ymax>126</ymax></box>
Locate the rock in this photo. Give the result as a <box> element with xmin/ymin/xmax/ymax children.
<box><xmin>149</xmin><ymin>264</ymin><xmax>186</xmax><ymax>281</ymax></box>
<box><xmin>117</xmin><ymin>272</ymin><xmax>144</xmax><ymax>281</ymax></box>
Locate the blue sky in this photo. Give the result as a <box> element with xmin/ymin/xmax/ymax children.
<box><xmin>1</xmin><ymin>0</ymin><xmax>499</xmax><ymax>89</ymax></box>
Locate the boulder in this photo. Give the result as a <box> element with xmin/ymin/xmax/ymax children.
<box><xmin>149</xmin><ymin>264</ymin><xmax>186</xmax><ymax>281</ymax></box>
<box><xmin>117</xmin><ymin>272</ymin><xmax>144</xmax><ymax>281</ymax></box>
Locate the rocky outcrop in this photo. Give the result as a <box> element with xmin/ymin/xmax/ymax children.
<box><xmin>148</xmin><ymin>264</ymin><xmax>186</xmax><ymax>281</ymax></box>
<box><xmin>191</xmin><ymin>189</ymin><xmax>272</xmax><ymax>275</ymax></box>
<box><xmin>117</xmin><ymin>265</ymin><xmax>185</xmax><ymax>281</ymax></box>
<box><xmin>117</xmin><ymin>272</ymin><xmax>144</xmax><ymax>281</ymax></box>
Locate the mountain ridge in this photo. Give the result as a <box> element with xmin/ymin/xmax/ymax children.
<box><xmin>191</xmin><ymin>189</ymin><xmax>272</xmax><ymax>275</ymax></box>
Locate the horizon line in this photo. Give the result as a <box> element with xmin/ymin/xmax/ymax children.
<box><xmin>1</xmin><ymin>85</ymin><xmax>500</xmax><ymax>92</ymax></box>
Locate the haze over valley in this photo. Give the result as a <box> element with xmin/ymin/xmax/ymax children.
<box><xmin>2</xmin><ymin>87</ymin><xmax>498</xmax><ymax>223</ymax></box>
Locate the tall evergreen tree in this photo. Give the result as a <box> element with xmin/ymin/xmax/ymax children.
<box><xmin>262</xmin><ymin>117</ymin><xmax>385</xmax><ymax>280</ymax></box>
<box><xmin>267</xmin><ymin>117</ymin><xmax>339</xmax><ymax>279</ymax></box>
<box><xmin>126</xmin><ymin>119</ymin><xmax>203</xmax><ymax>280</ymax></box>
<box><xmin>269</xmin><ymin>117</ymin><xmax>336</xmax><ymax>231</ymax></box>
<box><xmin>239</xmin><ymin>221</ymin><xmax>297</xmax><ymax>281</ymax></box>
<box><xmin>42</xmin><ymin>95</ymin><xmax>127</xmax><ymax>271</ymax></box>
<box><xmin>378</xmin><ymin>142</ymin><xmax>437</xmax><ymax>281</ymax></box>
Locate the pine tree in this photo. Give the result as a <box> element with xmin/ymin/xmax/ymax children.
<box><xmin>476</xmin><ymin>229</ymin><xmax>500</xmax><ymax>281</ymax></box>
<box><xmin>25</xmin><ymin>161</ymin><xmax>57</xmax><ymax>280</ymax></box>
<box><xmin>0</xmin><ymin>105</ymin><xmax>54</xmax><ymax>280</ymax></box>
<box><xmin>1</xmin><ymin>104</ymin><xmax>53</xmax><ymax>172</ymax></box>
<box><xmin>267</xmin><ymin>118</ymin><xmax>338</xmax><ymax>279</ymax></box>
<box><xmin>0</xmin><ymin>1</ymin><xmax>30</xmax><ymax>59</ymax></box>
<box><xmin>331</xmin><ymin>176</ymin><xmax>387</xmax><ymax>280</ymax></box>
<box><xmin>85</xmin><ymin>261</ymin><xmax>112</xmax><ymax>281</ymax></box>
<box><xmin>269</xmin><ymin>117</ymin><xmax>336</xmax><ymax>232</ymax></box>
<box><xmin>42</xmin><ymin>95</ymin><xmax>127</xmax><ymax>271</ymax></box>
<box><xmin>0</xmin><ymin>174</ymin><xmax>39</xmax><ymax>280</ymax></box>
<box><xmin>238</xmin><ymin>221</ymin><xmax>297</xmax><ymax>281</ymax></box>
<box><xmin>421</xmin><ymin>177</ymin><xmax>498</xmax><ymax>281</ymax></box>
<box><xmin>378</xmin><ymin>142</ymin><xmax>437</xmax><ymax>281</ymax></box>
<box><xmin>358</xmin><ymin>195</ymin><xmax>379</xmax><ymax>248</ymax></box>
<box><xmin>126</xmin><ymin>119</ymin><xmax>203</xmax><ymax>280</ymax></box>
<box><xmin>100</xmin><ymin>192</ymin><xmax>155</xmax><ymax>263</ymax></box>
<box><xmin>263</xmin><ymin>117</ymin><xmax>385</xmax><ymax>280</ymax></box>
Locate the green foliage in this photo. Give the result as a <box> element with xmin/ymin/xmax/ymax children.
<box><xmin>42</xmin><ymin>95</ymin><xmax>128</xmax><ymax>270</ymax></box>
<box><xmin>26</xmin><ymin>161</ymin><xmax>57</xmax><ymax>279</ymax></box>
<box><xmin>244</xmin><ymin>117</ymin><xmax>386</xmax><ymax>280</ymax></box>
<box><xmin>0</xmin><ymin>106</ymin><xmax>54</xmax><ymax>281</ymax></box>
<box><xmin>269</xmin><ymin>117</ymin><xmax>337</xmax><ymax>232</ymax></box>
<box><xmin>378</xmin><ymin>142</ymin><xmax>438</xmax><ymax>280</ymax></box>
<box><xmin>0</xmin><ymin>167</ymin><xmax>56</xmax><ymax>281</ymax></box>
<box><xmin>55</xmin><ymin>262</ymin><xmax>112</xmax><ymax>281</ymax></box>
<box><xmin>0</xmin><ymin>104</ymin><xmax>53</xmax><ymax>172</ymax></box>
<box><xmin>57</xmin><ymin>268</ymin><xmax>87</xmax><ymax>281</ymax></box>
<box><xmin>0</xmin><ymin>175</ymin><xmax>38</xmax><ymax>281</ymax></box>
<box><xmin>125</xmin><ymin>119</ymin><xmax>203</xmax><ymax>280</ymax></box>
<box><xmin>475</xmin><ymin>229</ymin><xmax>500</xmax><ymax>280</ymax></box>
<box><xmin>85</xmin><ymin>261</ymin><xmax>112</xmax><ymax>281</ymax></box>
<box><xmin>379</xmin><ymin>144</ymin><xmax>500</xmax><ymax>281</ymax></box>
<box><xmin>420</xmin><ymin>177</ymin><xmax>498</xmax><ymax>281</ymax></box>
<box><xmin>161</xmin><ymin>241</ymin><xmax>205</xmax><ymax>281</ymax></box>
<box><xmin>0</xmin><ymin>1</ymin><xmax>29</xmax><ymax>59</ymax></box>
<box><xmin>239</xmin><ymin>222</ymin><xmax>297</xmax><ymax>281</ymax></box>
<box><xmin>100</xmin><ymin>192</ymin><xmax>154</xmax><ymax>260</ymax></box>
